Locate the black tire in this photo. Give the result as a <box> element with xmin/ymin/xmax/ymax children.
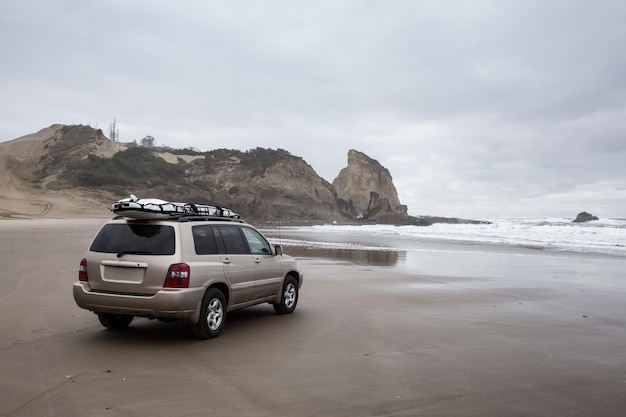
<box><xmin>97</xmin><ymin>313</ymin><xmax>134</xmax><ymax>330</ymax></box>
<box><xmin>273</xmin><ymin>276</ymin><xmax>298</xmax><ymax>315</ymax></box>
<box><xmin>191</xmin><ymin>288</ymin><xmax>227</xmax><ymax>339</ymax></box>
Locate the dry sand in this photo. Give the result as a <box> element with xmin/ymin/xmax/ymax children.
<box><xmin>1</xmin><ymin>218</ymin><xmax>625</xmax><ymax>416</ymax></box>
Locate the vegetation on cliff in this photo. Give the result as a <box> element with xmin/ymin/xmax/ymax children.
<box><xmin>65</xmin><ymin>147</ymin><xmax>188</xmax><ymax>190</ymax></box>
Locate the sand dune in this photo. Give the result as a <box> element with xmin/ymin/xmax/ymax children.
<box><xmin>0</xmin><ymin>126</ymin><xmax>113</xmax><ymax>219</ymax></box>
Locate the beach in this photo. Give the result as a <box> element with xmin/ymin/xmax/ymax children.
<box><xmin>1</xmin><ymin>218</ymin><xmax>625</xmax><ymax>416</ymax></box>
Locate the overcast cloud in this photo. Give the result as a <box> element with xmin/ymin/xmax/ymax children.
<box><xmin>1</xmin><ymin>0</ymin><xmax>625</xmax><ymax>218</ymax></box>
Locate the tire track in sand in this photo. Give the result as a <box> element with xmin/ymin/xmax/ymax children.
<box><xmin>0</xmin><ymin>195</ymin><xmax>53</xmax><ymax>218</ymax></box>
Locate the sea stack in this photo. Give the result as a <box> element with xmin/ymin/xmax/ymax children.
<box><xmin>573</xmin><ymin>211</ymin><xmax>599</xmax><ymax>223</ymax></box>
<box><xmin>332</xmin><ymin>149</ymin><xmax>407</xmax><ymax>219</ymax></box>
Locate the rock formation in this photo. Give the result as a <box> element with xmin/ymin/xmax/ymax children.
<box><xmin>332</xmin><ymin>150</ymin><xmax>407</xmax><ymax>219</ymax></box>
<box><xmin>573</xmin><ymin>211</ymin><xmax>599</xmax><ymax>223</ymax></box>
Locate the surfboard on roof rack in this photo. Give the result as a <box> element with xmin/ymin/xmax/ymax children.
<box><xmin>111</xmin><ymin>194</ymin><xmax>240</xmax><ymax>220</ymax></box>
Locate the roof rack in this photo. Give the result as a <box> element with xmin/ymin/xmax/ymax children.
<box><xmin>110</xmin><ymin>195</ymin><xmax>241</xmax><ymax>221</ymax></box>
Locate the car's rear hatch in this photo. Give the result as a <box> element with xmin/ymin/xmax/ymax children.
<box><xmin>85</xmin><ymin>220</ymin><xmax>180</xmax><ymax>296</ymax></box>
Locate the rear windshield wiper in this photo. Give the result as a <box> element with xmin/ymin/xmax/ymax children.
<box><xmin>116</xmin><ymin>250</ymin><xmax>154</xmax><ymax>258</ymax></box>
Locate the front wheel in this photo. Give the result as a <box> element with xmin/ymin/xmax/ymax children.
<box><xmin>191</xmin><ymin>288</ymin><xmax>227</xmax><ymax>339</ymax></box>
<box><xmin>273</xmin><ymin>276</ymin><xmax>298</xmax><ymax>315</ymax></box>
<box><xmin>97</xmin><ymin>313</ymin><xmax>134</xmax><ymax>330</ymax></box>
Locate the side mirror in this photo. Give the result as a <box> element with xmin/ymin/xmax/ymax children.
<box><xmin>274</xmin><ymin>245</ymin><xmax>283</xmax><ymax>256</ymax></box>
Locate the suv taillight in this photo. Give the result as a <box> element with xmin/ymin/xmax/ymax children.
<box><xmin>79</xmin><ymin>258</ymin><xmax>88</xmax><ymax>282</ymax></box>
<box><xmin>164</xmin><ymin>263</ymin><xmax>190</xmax><ymax>288</ymax></box>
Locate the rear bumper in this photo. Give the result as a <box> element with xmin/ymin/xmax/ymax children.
<box><xmin>73</xmin><ymin>281</ymin><xmax>204</xmax><ymax>321</ymax></box>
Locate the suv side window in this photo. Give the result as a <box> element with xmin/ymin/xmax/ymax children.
<box><xmin>192</xmin><ymin>225</ymin><xmax>220</xmax><ymax>255</ymax></box>
<box><xmin>241</xmin><ymin>227</ymin><xmax>272</xmax><ymax>255</ymax></box>
<box><xmin>216</xmin><ymin>226</ymin><xmax>248</xmax><ymax>254</ymax></box>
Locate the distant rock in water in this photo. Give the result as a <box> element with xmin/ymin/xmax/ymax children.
<box><xmin>573</xmin><ymin>211</ymin><xmax>599</xmax><ymax>222</ymax></box>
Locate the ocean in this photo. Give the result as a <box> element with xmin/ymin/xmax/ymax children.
<box><xmin>267</xmin><ymin>217</ymin><xmax>626</xmax><ymax>257</ymax></box>
<box><xmin>262</xmin><ymin>218</ymin><xmax>626</xmax><ymax>284</ymax></box>
<box><xmin>266</xmin><ymin>218</ymin><xmax>626</xmax><ymax>257</ymax></box>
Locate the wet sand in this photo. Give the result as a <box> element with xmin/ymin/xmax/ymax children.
<box><xmin>1</xmin><ymin>218</ymin><xmax>625</xmax><ymax>416</ymax></box>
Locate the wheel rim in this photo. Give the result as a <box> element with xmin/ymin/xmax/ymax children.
<box><xmin>207</xmin><ymin>298</ymin><xmax>224</xmax><ymax>331</ymax></box>
<box><xmin>284</xmin><ymin>283</ymin><xmax>296</xmax><ymax>309</ymax></box>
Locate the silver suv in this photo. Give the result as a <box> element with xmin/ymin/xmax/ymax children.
<box><xmin>73</xmin><ymin>216</ymin><xmax>302</xmax><ymax>339</ymax></box>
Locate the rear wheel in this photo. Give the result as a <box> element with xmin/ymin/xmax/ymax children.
<box><xmin>97</xmin><ymin>313</ymin><xmax>134</xmax><ymax>330</ymax></box>
<box><xmin>191</xmin><ymin>288</ymin><xmax>227</xmax><ymax>339</ymax></box>
<box><xmin>273</xmin><ymin>276</ymin><xmax>298</xmax><ymax>315</ymax></box>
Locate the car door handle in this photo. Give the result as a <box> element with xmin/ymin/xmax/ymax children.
<box><xmin>222</xmin><ymin>258</ymin><xmax>231</xmax><ymax>264</ymax></box>
<box><xmin>254</xmin><ymin>257</ymin><xmax>261</xmax><ymax>264</ymax></box>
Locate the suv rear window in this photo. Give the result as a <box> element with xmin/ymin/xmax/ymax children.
<box><xmin>90</xmin><ymin>224</ymin><xmax>176</xmax><ymax>255</ymax></box>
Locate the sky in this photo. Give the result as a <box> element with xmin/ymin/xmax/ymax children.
<box><xmin>1</xmin><ymin>0</ymin><xmax>625</xmax><ymax>219</ymax></box>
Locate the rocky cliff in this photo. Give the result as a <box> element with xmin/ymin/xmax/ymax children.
<box><xmin>184</xmin><ymin>148</ymin><xmax>347</xmax><ymax>222</ymax></box>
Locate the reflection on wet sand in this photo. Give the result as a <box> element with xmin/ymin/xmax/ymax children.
<box><xmin>282</xmin><ymin>245</ymin><xmax>402</xmax><ymax>267</ymax></box>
